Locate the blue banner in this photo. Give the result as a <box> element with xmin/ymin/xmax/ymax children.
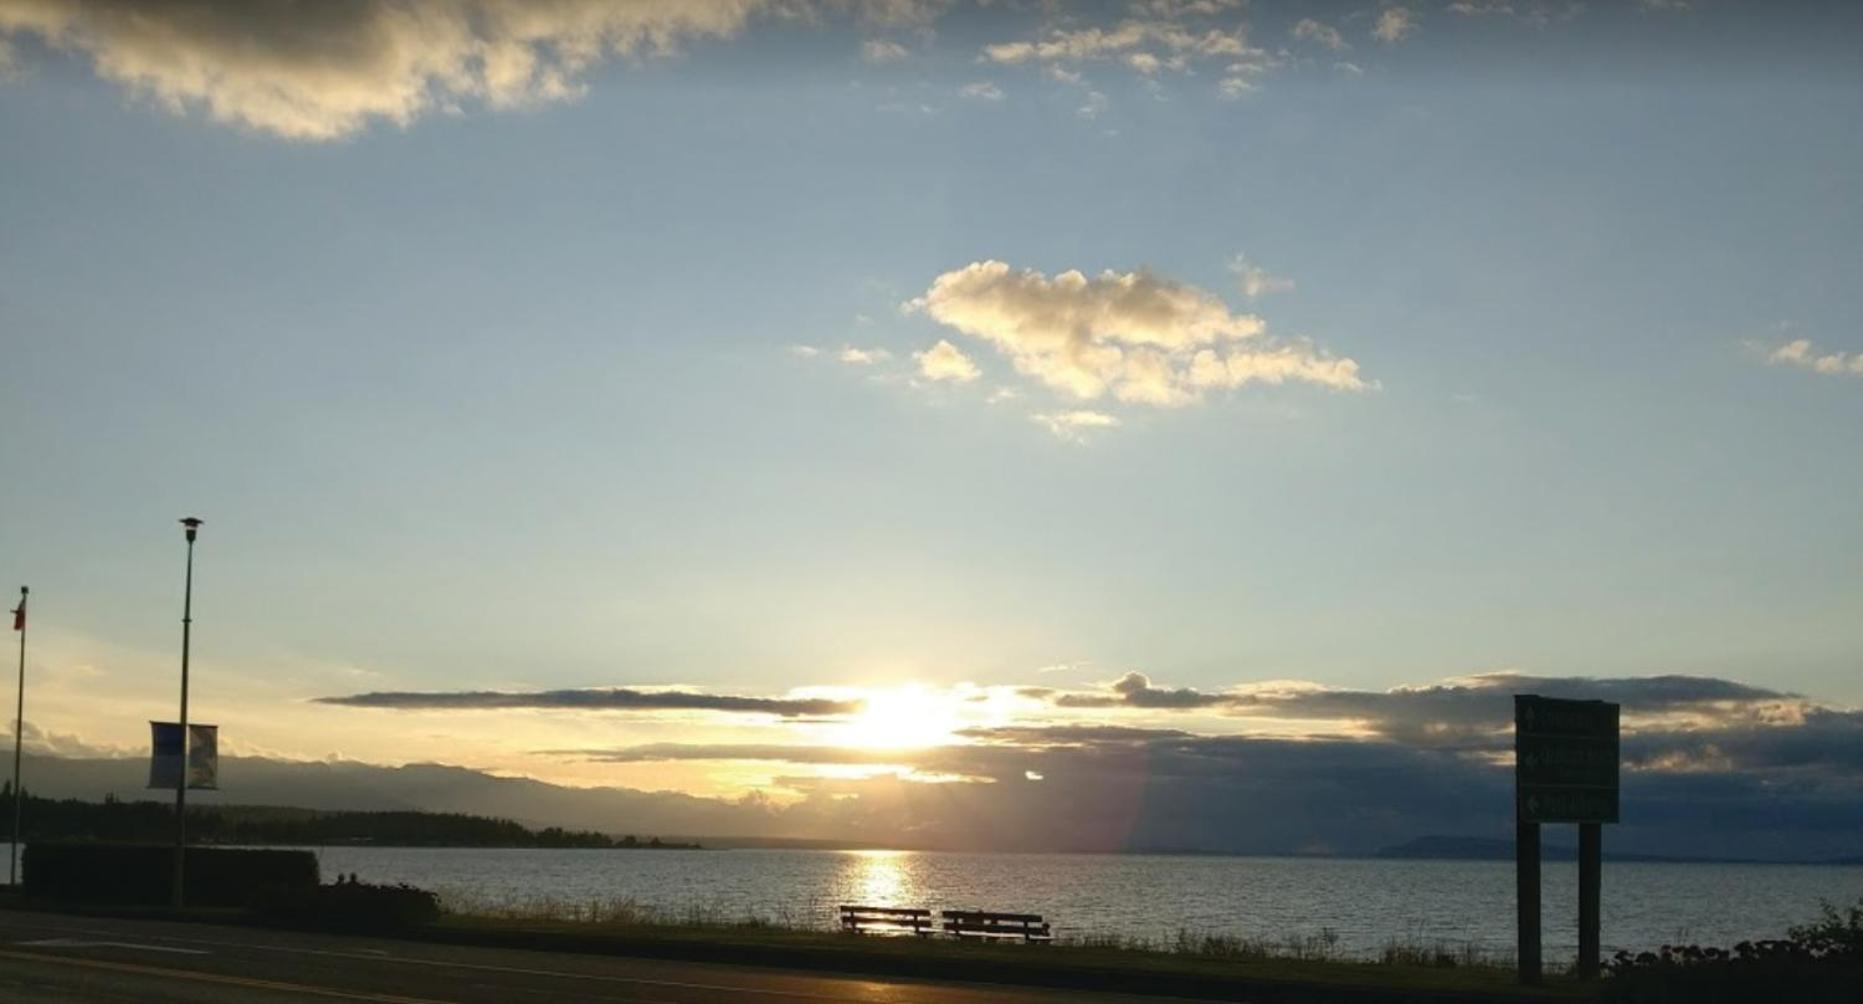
<box><xmin>148</xmin><ymin>721</ymin><xmax>218</xmax><ymax>790</ymax></box>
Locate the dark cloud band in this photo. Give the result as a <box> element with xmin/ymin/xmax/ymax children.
<box><xmin>315</xmin><ymin>688</ymin><xmax>859</xmax><ymax>718</ymax></box>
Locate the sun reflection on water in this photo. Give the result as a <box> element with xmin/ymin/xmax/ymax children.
<box><xmin>847</xmin><ymin>849</ymin><xmax>918</xmax><ymax>907</ymax></box>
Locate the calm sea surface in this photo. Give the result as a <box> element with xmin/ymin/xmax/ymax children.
<box><xmin>307</xmin><ymin>847</ymin><xmax>1863</xmax><ymax>961</ymax></box>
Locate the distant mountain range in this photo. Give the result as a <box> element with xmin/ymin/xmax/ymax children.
<box><xmin>14</xmin><ymin>753</ymin><xmax>1862</xmax><ymax>863</ymax></box>
<box><xmin>1376</xmin><ymin>835</ymin><xmax>1860</xmax><ymax>866</ymax></box>
<box><xmin>10</xmin><ymin>753</ymin><xmax>772</xmax><ymax>843</ymax></box>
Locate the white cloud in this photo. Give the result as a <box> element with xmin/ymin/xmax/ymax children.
<box><xmin>839</xmin><ymin>346</ymin><xmax>891</xmax><ymax>365</ymax></box>
<box><xmin>843</xmin><ymin>0</ymin><xmax>954</xmax><ymax>30</ymax></box>
<box><xmin>1129</xmin><ymin>0</ymin><xmax>1243</xmax><ymax>17</ymax></box>
<box><xmin>1373</xmin><ymin>6</ymin><xmax>1417</xmax><ymax>43</ymax></box>
<box><xmin>1031</xmin><ymin>410</ymin><xmax>1120</xmax><ymax>442</ymax></box>
<box><xmin>981</xmin><ymin>19</ymin><xmax>1261</xmax><ymax>84</ymax></box>
<box><xmin>1444</xmin><ymin>1</ymin><xmax>1580</xmax><ymax>26</ymax></box>
<box><xmin>1216</xmin><ymin>76</ymin><xmax>1254</xmax><ymax>100</ymax></box>
<box><xmin>1446</xmin><ymin>1</ymin><xmax>1514</xmax><ymax>14</ymax></box>
<box><xmin>915</xmin><ymin>339</ymin><xmax>981</xmax><ymax>382</ymax></box>
<box><xmin>1077</xmin><ymin>89</ymin><xmax>1110</xmax><ymax>118</ymax></box>
<box><xmin>788</xmin><ymin>344</ymin><xmax>822</xmax><ymax>358</ymax></box>
<box><xmin>1125</xmin><ymin>51</ymin><xmax>1162</xmax><ymax>75</ymax></box>
<box><xmin>1047</xmin><ymin>64</ymin><xmax>1085</xmax><ymax>86</ymax></box>
<box><xmin>1291</xmin><ymin>18</ymin><xmax>1348</xmax><ymax>52</ymax></box>
<box><xmin>1229</xmin><ymin>255</ymin><xmax>1294</xmax><ymax>298</ymax></box>
<box><xmin>861</xmin><ymin>38</ymin><xmax>909</xmax><ymax>63</ymax></box>
<box><xmin>958</xmin><ymin>80</ymin><xmax>1004</xmax><ymax>101</ymax></box>
<box><xmin>0</xmin><ymin>1</ymin><xmax>806</xmax><ymax>140</ymax></box>
<box><xmin>1768</xmin><ymin>338</ymin><xmax>1863</xmax><ymax>378</ymax></box>
<box><xmin>907</xmin><ymin>260</ymin><xmax>1368</xmax><ymax>407</ymax></box>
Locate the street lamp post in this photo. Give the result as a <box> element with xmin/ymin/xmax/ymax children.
<box><xmin>9</xmin><ymin>585</ymin><xmax>25</xmax><ymax>887</ymax></box>
<box><xmin>173</xmin><ymin>518</ymin><xmax>202</xmax><ymax>911</ymax></box>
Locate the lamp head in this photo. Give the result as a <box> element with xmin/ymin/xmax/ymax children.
<box><xmin>180</xmin><ymin>517</ymin><xmax>203</xmax><ymax>542</ymax></box>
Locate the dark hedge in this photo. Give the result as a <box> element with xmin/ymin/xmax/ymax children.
<box><xmin>21</xmin><ymin>843</ymin><xmax>318</xmax><ymax>907</ymax></box>
<box><xmin>251</xmin><ymin>881</ymin><xmax>441</xmax><ymax>931</ymax></box>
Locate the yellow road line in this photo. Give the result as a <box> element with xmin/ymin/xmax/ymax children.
<box><xmin>0</xmin><ymin>948</ymin><xmax>455</xmax><ymax>1003</ymax></box>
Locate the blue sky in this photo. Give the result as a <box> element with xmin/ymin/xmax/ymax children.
<box><xmin>0</xmin><ymin>1</ymin><xmax>1860</xmax><ymax>820</ymax></box>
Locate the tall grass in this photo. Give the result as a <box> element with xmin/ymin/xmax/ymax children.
<box><xmin>436</xmin><ymin>888</ymin><xmax>817</xmax><ymax>931</ymax></box>
<box><xmin>434</xmin><ymin>889</ymin><xmax>1511</xmax><ymax>971</ymax></box>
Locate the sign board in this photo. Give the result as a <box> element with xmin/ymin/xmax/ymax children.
<box><xmin>148</xmin><ymin>722</ymin><xmax>219</xmax><ymax>791</ymax></box>
<box><xmin>1515</xmin><ymin>696</ymin><xmax>1618</xmax><ymax>824</ymax></box>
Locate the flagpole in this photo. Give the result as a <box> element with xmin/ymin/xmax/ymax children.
<box><xmin>9</xmin><ymin>585</ymin><xmax>25</xmax><ymax>886</ymax></box>
<box><xmin>173</xmin><ymin>519</ymin><xmax>201</xmax><ymax>911</ymax></box>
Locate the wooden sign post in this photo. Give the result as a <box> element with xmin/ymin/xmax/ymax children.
<box><xmin>1514</xmin><ymin>695</ymin><xmax>1619</xmax><ymax>984</ymax></box>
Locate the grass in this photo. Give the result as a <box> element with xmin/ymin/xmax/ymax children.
<box><xmin>426</xmin><ymin>890</ymin><xmax>1583</xmax><ymax>1002</ymax></box>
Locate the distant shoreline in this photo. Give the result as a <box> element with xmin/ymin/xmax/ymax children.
<box><xmin>303</xmin><ymin>838</ymin><xmax>1861</xmax><ymax>866</ymax></box>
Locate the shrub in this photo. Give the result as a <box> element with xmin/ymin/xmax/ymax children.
<box><xmin>1788</xmin><ymin>898</ymin><xmax>1863</xmax><ymax>961</ymax></box>
<box><xmin>21</xmin><ymin>843</ymin><xmax>317</xmax><ymax>907</ymax></box>
<box><xmin>1603</xmin><ymin>897</ymin><xmax>1863</xmax><ymax>1004</ymax></box>
<box><xmin>251</xmin><ymin>880</ymin><xmax>441</xmax><ymax>932</ymax></box>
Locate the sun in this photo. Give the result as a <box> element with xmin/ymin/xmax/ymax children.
<box><xmin>838</xmin><ymin>684</ymin><xmax>964</xmax><ymax>751</ymax></box>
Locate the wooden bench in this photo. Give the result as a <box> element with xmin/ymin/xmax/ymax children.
<box><xmin>839</xmin><ymin>905</ymin><xmax>935</xmax><ymax>937</ymax></box>
<box><xmin>941</xmin><ymin>909</ymin><xmax>1052</xmax><ymax>943</ymax></box>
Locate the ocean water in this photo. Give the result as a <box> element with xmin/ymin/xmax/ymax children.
<box><xmin>307</xmin><ymin>846</ymin><xmax>1863</xmax><ymax>961</ymax></box>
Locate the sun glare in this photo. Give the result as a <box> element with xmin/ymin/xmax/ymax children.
<box><xmin>838</xmin><ymin>684</ymin><xmax>964</xmax><ymax>750</ymax></box>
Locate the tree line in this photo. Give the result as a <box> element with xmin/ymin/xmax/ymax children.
<box><xmin>0</xmin><ymin>785</ymin><xmax>698</xmax><ymax>849</ymax></box>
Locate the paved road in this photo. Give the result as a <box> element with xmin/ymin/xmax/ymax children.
<box><xmin>0</xmin><ymin>912</ymin><xmax>1223</xmax><ymax>1004</ymax></box>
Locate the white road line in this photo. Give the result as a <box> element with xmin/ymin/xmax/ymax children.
<box><xmin>14</xmin><ymin>937</ymin><xmax>210</xmax><ymax>955</ymax></box>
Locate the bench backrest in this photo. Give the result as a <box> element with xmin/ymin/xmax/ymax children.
<box><xmin>941</xmin><ymin>909</ymin><xmax>1052</xmax><ymax>940</ymax></box>
<box><xmin>840</xmin><ymin>905</ymin><xmax>934</xmax><ymax>933</ymax></box>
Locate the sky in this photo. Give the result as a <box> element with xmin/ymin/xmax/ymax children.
<box><xmin>0</xmin><ymin>1</ymin><xmax>1860</xmax><ymax>854</ymax></box>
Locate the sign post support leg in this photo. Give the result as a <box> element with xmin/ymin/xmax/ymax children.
<box><xmin>1516</xmin><ymin>818</ymin><xmax>1540</xmax><ymax>985</ymax></box>
<box><xmin>1578</xmin><ymin>821</ymin><xmax>1601</xmax><ymax>980</ymax></box>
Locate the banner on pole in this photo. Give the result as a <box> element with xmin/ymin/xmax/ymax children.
<box><xmin>148</xmin><ymin>722</ymin><xmax>218</xmax><ymax>790</ymax></box>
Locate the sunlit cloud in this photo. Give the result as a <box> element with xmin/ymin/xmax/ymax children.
<box><xmin>1027</xmin><ymin>670</ymin><xmax>1815</xmax><ymax>749</ymax></box>
<box><xmin>979</xmin><ymin>1</ymin><xmax>1274</xmax><ymax>100</ymax></box>
<box><xmin>1229</xmin><ymin>254</ymin><xmax>1294</xmax><ymax>299</ymax></box>
<box><xmin>1373</xmin><ymin>6</ymin><xmax>1418</xmax><ymax>44</ymax></box>
<box><xmin>1291</xmin><ymin>18</ymin><xmax>1349</xmax><ymax>52</ymax></box>
<box><xmin>914</xmin><ymin>338</ymin><xmax>980</xmax><ymax>382</ymax></box>
<box><xmin>540</xmin><ymin>742</ymin><xmax>901</xmax><ymax>765</ymax></box>
<box><xmin>0</xmin><ymin>0</ymin><xmax>838</xmax><ymax>140</ymax></box>
<box><xmin>982</xmin><ymin>21</ymin><xmax>1249</xmax><ymax>67</ymax></box>
<box><xmin>1130</xmin><ymin>1</ymin><xmax>1244</xmax><ymax>17</ymax></box>
<box><xmin>860</xmin><ymin>38</ymin><xmax>909</xmax><ymax>63</ymax></box>
<box><xmin>1443</xmin><ymin>1</ymin><xmax>1582</xmax><ymax>27</ymax></box>
<box><xmin>1767</xmin><ymin>338</ymin><xmax>1863</xmax><ymax>378</ymax></box>
<box><xmin>908</xmin><ymin>260</ymin><xmax>1369</xmax><ymax>410</ymax></box>
<box><xmin>0</xmin><ymin>719</ymin><xmax>128</xmax><ymax>759</ymax></box>
<box><xmin>1031</xmin><ymin>409</ymin><xmax>1119</xmax><ymax>442</ymax></box>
